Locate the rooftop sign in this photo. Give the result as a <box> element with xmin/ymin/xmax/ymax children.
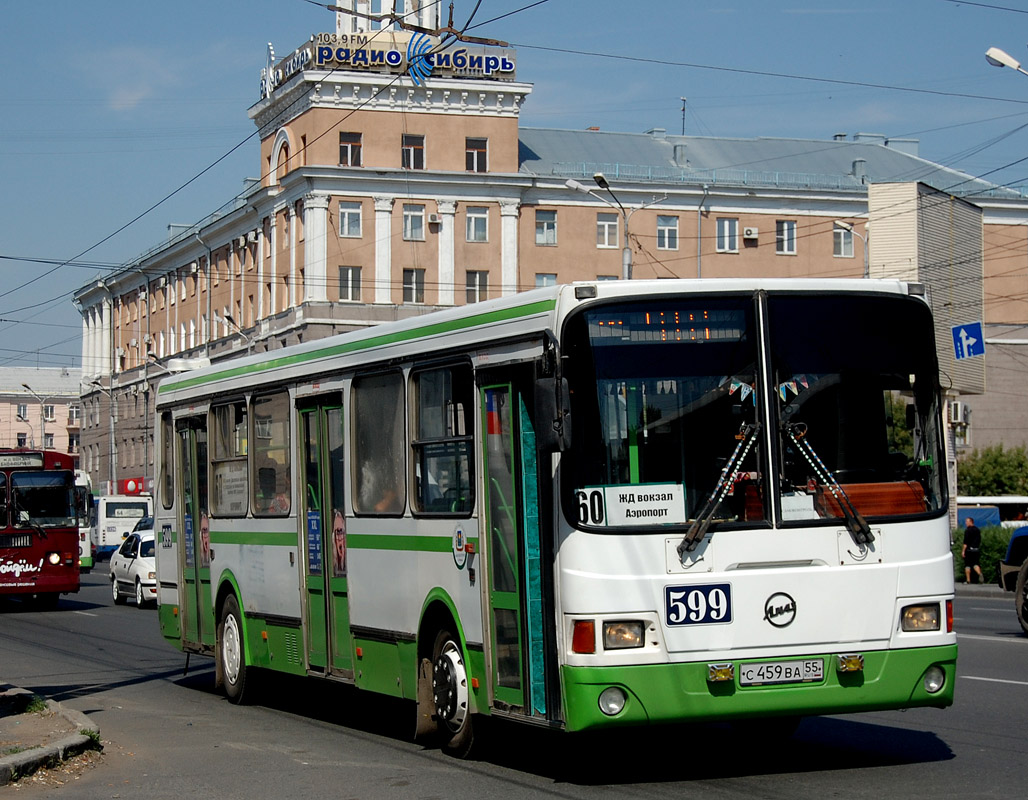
<box><xmin>261</xmin><ymin>32</ymin><xmax>516</xmax><ymax>99</ymax></box>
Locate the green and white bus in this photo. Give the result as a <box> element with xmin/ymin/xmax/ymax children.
<box><xmin>153</xmin><ymin>279</ymin><xmax>956</xmax><ymax>756</ymax></box>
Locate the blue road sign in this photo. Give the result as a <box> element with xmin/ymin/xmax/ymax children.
<box><xmin>952</xmin><ymin>322</ymin><xmax>986</xmax><ymax>360</ymax></box>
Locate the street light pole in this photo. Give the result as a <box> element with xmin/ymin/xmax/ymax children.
<box><xmin>565</xmin><ymin>176</ymin><xmax>666</xmax><ymax>280</ymax></box>
<box><xmin>834</xmin><ymin>220</ymin><xmax>869</xmax><ymax>278</ymax></box>
<box><xmin>21</xmin><ymin>383</ymin><xmax>51</xmax><ymax>450</ymax></box>
<box><xmin>90</xmin><ymin>380</ymin><xmax>116</xmax><ymax>494</ymax></box>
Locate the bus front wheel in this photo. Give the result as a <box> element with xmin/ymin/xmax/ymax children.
<box><xmin>431</xmin><ymin>629</ymin><xmax>475</xmax><ymax>758</ymax></box>
<box><xmin>219</xmin><ymin>594</ymin><xmax>249</xmax><ymax>703</ymax></box>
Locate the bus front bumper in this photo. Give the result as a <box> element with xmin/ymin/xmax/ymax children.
<box><xmin>561</xmin><ymin>644</ymin><xmax>956</xmax><ymax>732</ymax></box>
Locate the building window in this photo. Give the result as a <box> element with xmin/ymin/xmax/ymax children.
<box><xmin>716</xmin><ymin>218</ymin><xmax>738</xmax><ymax>253</ymax></box>
<box><xmin>339</xmin><ymin>201</ymin><xmax>362</xmax><ymax>238</ymax></box>
<box><xmin>17</xmin><ymin>433</ymin><xmax>27</xmax><ymax>448</ymax></box>
<box><xmin>69</xmin><ymin>405</ymin><xmax>81</xmax><ymax>424</ymax></box>
<box><xmin>69</xmin><ymin>433</ymin><xmax>80</xmax><ymax>454</ymax></box>
<box><xmin>403</xmin><ymin>268</ymin><xmax>425</xmax><ymax>303</ymax></box>
<box><xmin>465</xmin><ymin>137</ymin><xmax>487</xmax><ymax>172</ymax></box>
<box><xmin>339</xmin><ymin>132</ymin><xmax>362</xmax><ymax>166</ymax></box>
<box><xmin>403</xmin><ymin>204</ymin><xmax>426</xmax><ymax>241</ymax></box>
<box><xmin>657</xmin><ymin>215</ymin><xmax>679</xmax><ymax>250</ymax></box>
<box><xmin>776</xmin><ymin>220</ymin><xmax>797</xmax><ymax>255</ymax></box>
<box><xmin>16</xmin><ymin>403</ymin><xmax>27</xmax><ymax>420</ymax></box>
<box><xmin>466</xmin><ymin>207</ymin><xmax>488</xmax><ymax>242</ymax></box>
<box><xmin>834</xmin><ymin>227</ymin><xmax>854</xmax><ymax>258</ymax></box>
<box><xmin>535</xmin><ymin>273</ymin><xmax>557</xmax><ymax>288</ymax></box>
<box><xmin>597</xmin><ymin>213</ymin><xmax>618</xmax><ymax>248</ymax></box>
<box><xmin>466</xmin><ymin>270</ymin><xmax>488</xmax><ymax>303</ymax></box>
<box><xmin>402</xmin><ymin>134</ymin><xmax>425</xmax><ymax>170</ymax></box>
<box><xmin>44</xmin><ymin>433</ymin><xmax>54</xmax><ymax>449</ymax></box>
<box><xmin>43</xmin><ymin>404</ymin><xmax>55</xmax><ymax>422</ymax></box>
<box><xmin>339</xmin><ymin>266</ymin><xmax>362</xmax><ymax>301</ymax></box>
<box><xmin>535</xmin><ymin>209</ymin><xmax>557</xmax><ymax>246</ymax></box>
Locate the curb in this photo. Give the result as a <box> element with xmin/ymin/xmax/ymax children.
<box><xmin>0</xmin><ymin>693</ymin><xmax>101</xmax><ymax>786</ymax></box>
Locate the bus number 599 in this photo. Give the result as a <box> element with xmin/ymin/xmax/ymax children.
<box><xmin>665</xmin><ymin>584</ymin><xmax>733</xmax><ymax>626</ymax></box>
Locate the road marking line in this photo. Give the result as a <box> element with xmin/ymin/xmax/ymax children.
<box><xmin>957</xmin><ymin>633</ymin><xmax>1026</xmax><ymax>644</ymax></box>
<box><xmin>73</xmin><ymin>611</ymin><xmax>98</xmax><ymax>617</ymax></box>
<box><xmin>962</xmin><ymin>675</ymin><xmax>1028</xmax><ymax>686</ymax></box>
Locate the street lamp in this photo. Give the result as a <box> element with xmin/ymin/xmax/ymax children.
<box><xmin>21</xmin><ymin>383</ymin><xmax>51</xmax><ymax>450</ymax></box>
<box><xmin>214</xmin><ymin>312</ymin><xmax>254</xmax><ymax>353</ymax></box>
<box><xmin>89</xmin><ymin>380</ymin><xmax>116</xmax><ymax>493</ymax></box>
<box><xmin>985</xmin><ymin>46</ymin><xmax>1028</xmax><ymax>77</ymax></box>
<box><xmin>565</xmin><ymin>175</ymin><xmax>666</xmax><ymax>280</ymax></box>
<box><xmin>834</xmin><ymin>220</ymin><xmax>869</xmax><ymax>279</ymax></box>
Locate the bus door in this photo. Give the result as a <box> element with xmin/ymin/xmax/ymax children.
<box><xmin>177</xmin><ymin>417</ymin><xmax>213</xmax><ymax>649</ymax></box>
<box><xmin>299</xmin><ymin>401</ymin><xmax>352</xmax><ymax>677</ymax></box>
<box><xmin>480</xmin><ymin>382</ymin><xmax>547</xmax><ymax>718</ymax></box>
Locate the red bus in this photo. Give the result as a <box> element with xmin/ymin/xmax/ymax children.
<box><xmin>0</xmin><ymin>449</ymin><xmax>80</xmax><ymax>608</ymax></box>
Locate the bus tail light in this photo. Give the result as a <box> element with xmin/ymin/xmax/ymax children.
<box><xmin>946</xmin><ymin>599</ymin><xmax>954</xmax><ymax>633</ymax></box>
<box><xmin>571</xmin><ymin>620</ymin><xmax>595</xmax><ymax>654</ymax></box>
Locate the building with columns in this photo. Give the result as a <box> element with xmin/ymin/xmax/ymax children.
<box><xmin>73</xmin><ymin>2</ymin><xmax>1028</xmax><ymax>494</ymax></box>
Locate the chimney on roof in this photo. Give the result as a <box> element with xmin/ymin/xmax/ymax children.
<box><xmin>833</xmin><ymin>133</ymin><xmax>847</xmax><ymax>141</ymax></box>
<box><xmin>852</xmin><ymin>158</ymin><xmax>867</xmax><ymax>182</ymax></box>
<box><xmin>646</xmin><ymin>127</ymin><xmax>667</xmax><ymax>139</ymax></box>
<box><xmin>853</xmin><ymin>132</ymin><xmax>887</xmax><ymax>145</ymax></box>
<box><xmin>673</xmin><ymin>144</ymin><xmax>688</xmax><ymax>166</ymax></box>
<box><xmin>885</xmin><ymin>138</ymin><xmax>919</xmax><ymax>156</ymax></box>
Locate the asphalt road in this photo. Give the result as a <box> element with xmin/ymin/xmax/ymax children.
<box><xmin>1</xmin><ymin>571</ymin><xmax>1024</xmax><ymax>799</ymax></box>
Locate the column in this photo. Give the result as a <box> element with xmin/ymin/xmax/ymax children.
<box><xmin>374</xmin><ymin>196</ymin><xmax>394</xmax><ymax>304</ymax></box>
<box><xmin>500</xmin><ymin>199</ymin><xmax>520</xmax><ymax>296</ymax></box>
<box><xmin>288</xmin><ymin>204</ymin><xmax>298</xmax><ymax>308</ymax></box>
<box><xmin>303</xmin><ymin>193</ymin><xmax>330</xmax><ymax>303</ymax></box>
<box><xmin>436</xmin><ymin>200</ymin><xmax>457</xmax><ymax>305</ymax></box>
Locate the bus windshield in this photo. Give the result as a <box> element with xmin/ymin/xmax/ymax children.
<box><xmin>562</xmin><ymin>292</ymin><xmax>945</xmax><ymax>531</ymax></box>
<box><xmin>11</xmin><ymin>471</ymin><xmax>76</xmax><ymax>528</ymax></box>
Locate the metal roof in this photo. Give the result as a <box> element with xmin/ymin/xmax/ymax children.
<box><xmin>518</xmin><ymin>128</ymin><xmax>1016</xmax><ymax>198</ymax></box>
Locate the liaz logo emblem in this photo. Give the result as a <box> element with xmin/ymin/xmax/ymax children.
<box><xmin>764</xmin><ymin>592</ymin><xmax>796</xmax><ymax>628</ymax></box>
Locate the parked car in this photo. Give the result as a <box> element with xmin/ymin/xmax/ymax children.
<box><xmin>109</xmin><ymin>531</ymin><xmax>156</xmax><ymax>607</ymax></box>
<box><xmin>997</xmin><ymin>525</ymin><xmax>1028</xmax><ymax>634</ymax></box>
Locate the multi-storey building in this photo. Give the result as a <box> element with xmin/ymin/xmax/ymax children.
<box><xmin>73</xmin><ymin>2</ymin><xmax>1028</xmax><ymax>492</ymax></box>
<box><xmin>0</xmin><ymin>367</ymin><xmax>81</xmax><ymax>462</ymax></box>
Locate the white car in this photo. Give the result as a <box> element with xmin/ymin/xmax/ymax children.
<box><xmin>109</xmin><ymin>532</ymin><xmax>157</xmax><ymax>607</ymax></box>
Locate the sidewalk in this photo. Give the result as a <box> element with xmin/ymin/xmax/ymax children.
<box><xmin>0</xmin><ymin>685</ymin><xmax>101</xmax><ymax>785</ymax></box>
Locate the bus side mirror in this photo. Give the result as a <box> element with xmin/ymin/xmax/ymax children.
<box><xmin>535</xmin><ymin>377</ymin><xmax>572</xmax><ymax>453</ymax></box>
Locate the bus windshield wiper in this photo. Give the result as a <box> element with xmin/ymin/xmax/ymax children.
<box><xmin>678</xmin><ymin>422</ymin><xmax>761</xmax><ymax>557</ymax></box>
<box><xmin>785</xmin><ymin>423</ymin><xmax>873</xmax><ymax>546</ymax></box>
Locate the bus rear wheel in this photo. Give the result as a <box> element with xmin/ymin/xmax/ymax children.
<box><xmin>431</xmin><ymin>629</ymin><xmax>475</xmax><ymax>758</ymax></box>
<box><xmin>219</xmin><ymin>594</ymin><xmax>249</xmax><ymax>703</ymax></box>
<box><xmin>1015</xmin><ymin>560</ymin><xmax>1028</xmax><ymax>635</ymax></box>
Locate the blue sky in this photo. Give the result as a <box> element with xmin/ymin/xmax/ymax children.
<box><xmin>4</xmin><ymin>0</ymin><xmax>1028</xmax><ymax>368</ymax></box>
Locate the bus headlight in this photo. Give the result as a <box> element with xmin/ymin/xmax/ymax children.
<box><xmin>598</xmin><ymin>687</ymin><xmax>626</xmax><ymax>716</ymax></box>
<box><xmin>901</xmin><ymin>604</ymin><xmax>940</xmax><ymax>631</ymax></box>
<box><xmin>47</xmin><ymin>552</ymin><xmax>61</xmax><ymax>566</ymax></box>
<box><xmin>603</xmin><ymin>621</ymin><xmax>645</xmax><ymax>649</ymax></box>
<box><xmin>923</xmin><ymin>666</ymin><xmax>945</xmax><ymax>694</ymax></box>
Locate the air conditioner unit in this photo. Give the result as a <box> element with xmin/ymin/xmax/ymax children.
<box><xmin>157</xmin><ymin>276</ymin><xmax>167</xmax><ymax>288</ymax></box>
<box><xmin>238</xmin><ymin>235</ymin><xmax>247</xmax><ymax>249</ymax></box>
<box><xmin>143</xmin><ymin>334</ymin><xmax>152</xmax><ymax>344</ymax></box>
<box><xmin>742</xmin><ymin>226</ymin><xmax>759</xmax><ymax>239</ymax></box>
<box><xmin>115</xmin><ymin>347</ymin><xmax>126</xmax><ymax>358</ymax></box>
<box><xmin>128</xmin><ymin>338</ymin><xmax>138</xmax><ymax>349</ymax></box>
<box><xmin>247</xmin><ymin>230</ymin><xmax>259</xmax><ymax>244</ymax></box>
<box><xmin>188</xmin><ymin>263</ymin><xmax>198</xmax><ymax>274</ymax></box>
<box><xmin>948</xmin><ymin>401</ymin><xmax>963</xmax><ymax>424</ymax></box>
<box><xmin>428</xmin><ymin>214</ymin><xmax>441</xmax><ymax>224</ymax></box>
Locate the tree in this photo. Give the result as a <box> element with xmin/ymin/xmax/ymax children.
<box><xmin>957</xmin><ymin>444</ymin><xmax>1028</xmax><ymax>496</ymax></box>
